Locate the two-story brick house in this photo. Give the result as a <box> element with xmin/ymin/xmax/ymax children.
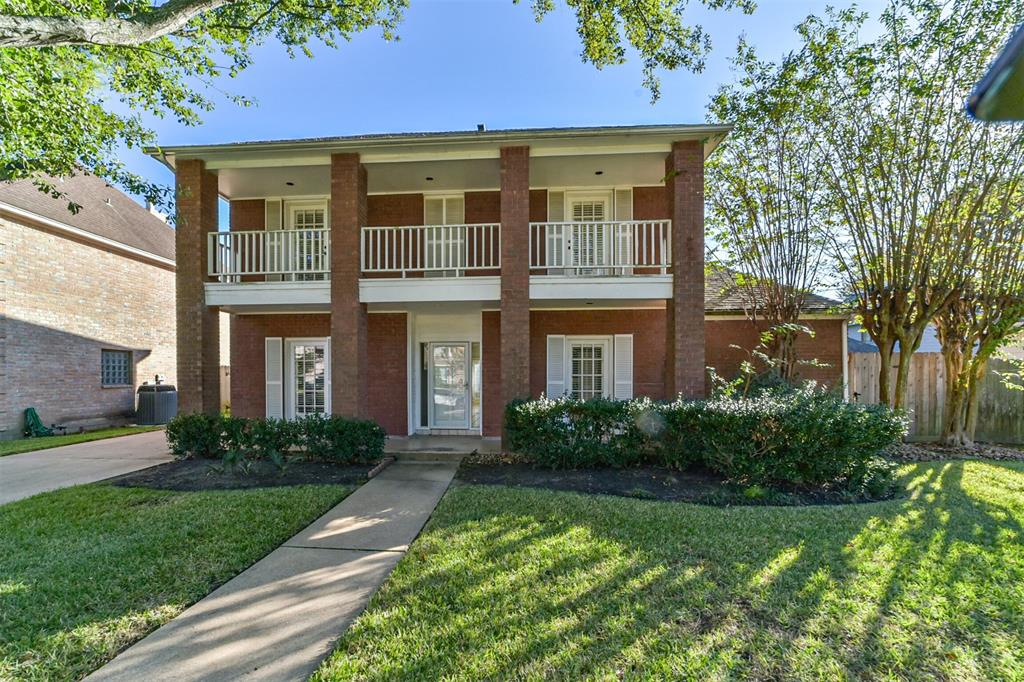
<box><xmin>153</xmin><ymin>124</ymin><xmax>847</xmax><ymax>443</ymax></box>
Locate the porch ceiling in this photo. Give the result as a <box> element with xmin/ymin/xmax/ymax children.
<box><xmin>215</xmin><ymin>152</ymin><xmax>669</xmax><ymax>199</ymax></box>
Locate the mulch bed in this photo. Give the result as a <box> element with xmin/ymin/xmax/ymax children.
<box><xmin>108</xmin><ymin>458</ymin><xmax>375</xmax><ymax>492</ymax></box>
<box><xmin>456</xmin><ymin>456</ymin><xmax>897</xmax><ymax>507</ymax></box>
<box><xmin>888</xmin><ymin>442</ymin><xmax>1024</xmax><ymax>462</ymax></box>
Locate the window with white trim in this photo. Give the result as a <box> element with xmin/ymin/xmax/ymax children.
<box><xmin>546</xmin><ymin>334</ymin><xmax>633</xmax><ymax>400</ymax></box>
<box><xmin>101</xmin><ymin>349</ymin><xmax>132</xmax><ymax>386</ymax></box>
<box><xmin>569</xmin><ymin>340</ymin><xmax>608</xmax><ymax>399</ymax></box>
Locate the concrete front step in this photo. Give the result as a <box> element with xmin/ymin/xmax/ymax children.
<box><xmin>392</xmin><ymin>451</ymin><xmax>467</xmax><ymax>463</ymax></box>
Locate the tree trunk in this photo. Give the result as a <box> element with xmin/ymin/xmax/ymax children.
<box><xmin>964</xmin><ymin>360</ymin><xmax>989</xmax><ymax>445</ymax></box>
<box><xmin>893</xmin><ymin>348</ymin><xmax>915</xmax><ymax>411</ymax></box>
<box><xmin>940</xmin><ymin>349</ymin><xmax>968</xmax><ymax>445</ymax></box>
<box><xmin>877</xmin><ymin>335</ymin><xmax>897</xmax><ymax>407</ymax></box>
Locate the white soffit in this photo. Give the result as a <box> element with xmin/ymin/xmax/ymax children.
<box><xmin>217</xmin><ymin>152</ymin><xmax>667</xmax><ymax>198</ymax></box>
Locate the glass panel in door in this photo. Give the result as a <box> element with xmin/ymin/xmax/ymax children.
<box><xmin>292</xmin><ymin>342</ymin><xmax>327</xmax><ymax>418</ymax></box>
<box><xmin>570</xmin><ymin>199</ymin><xmax>609</xmax><ymax>274</ymax></box>
<box><xmin>431</xmin><ymin>343</ymin><xmax>469</xmax><ymax>428</ymax></box>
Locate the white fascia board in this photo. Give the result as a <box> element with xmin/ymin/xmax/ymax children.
<box><xmin>205</xmin><ymin>280</ymin><xmax>330</xmax><ymax>307</ymax></box>
<box><xmin>529</xmin><ymin>276</ymin><xmax>673</xmax><ymax>300</ymax></box>
<box><xmin>359</xmin><ymin>277</ymin><xmax>501</xmax><ymax>304</ymax></box>
<box><xmin>0</xmin><ymin>201</ymin><xmax>176</xmax><ymax>269</ymax></box>
<box><xmin>149</xmin><ymin>124</ymin><xmax>734</xmax><ymax>169</ymax></box>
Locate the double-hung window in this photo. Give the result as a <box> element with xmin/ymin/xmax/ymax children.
<box><xmin>101</xmin><ymin>349</ymin><xmax>132</xmax><ymax>386</ymax></box>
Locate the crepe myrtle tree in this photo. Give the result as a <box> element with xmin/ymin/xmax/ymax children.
<box><xmin>798</xmin><ymin>0</ymin><xmax>1024</xmax><ymax>409</ymax></box>
<box><xmin>706</xmin><ymin>39</ymin><xmax>832</xmax><ymax>381</ymax></box>
<box><xmin>0</xmin><ymin>0</ymin><xmax>753</xmax><ymax>213</ymax></box>
<box><xmin>934</xmin><ymin>190</ymin><xmax>1024</xmax><ymax>446</ymax></box>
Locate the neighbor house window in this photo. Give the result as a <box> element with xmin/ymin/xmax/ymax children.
<box><xmin>101</xmin><ymin>350</ymin><xmax>132</xmax><ymax>386</ymax></box>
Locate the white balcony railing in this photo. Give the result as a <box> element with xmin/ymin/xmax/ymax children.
<box><xmin>529</xmin><ymin>220</ymin><xmax>672</xmax><ymax>275</ymax></box>
<box><xmin>361</xmin><ymin>224</ymin><xmax>501</xmax><ymax>276</ymax></box>
<box><xmin>208</xmin><ymin>229</ymin><xmax>330</xmax><ymax>282</ymax></box>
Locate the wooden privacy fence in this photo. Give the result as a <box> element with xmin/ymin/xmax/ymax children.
<box><xmin>848</xmin><ymin>352</ymin><xmax>1024</xmax><ymax>444</ymax></box>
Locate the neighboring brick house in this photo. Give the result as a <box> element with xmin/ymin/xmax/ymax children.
<box><xmin>0</xmin><ymin>174</ymin><xmax>177</xmax><ymax>439</ymax></box>
<box><xmin>152</xmin><ymin>124</ymin><xmax>848</xmax><ymax>442</ymax></box>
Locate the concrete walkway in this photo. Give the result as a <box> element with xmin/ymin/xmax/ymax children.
<box><xmin>88</xmin><ymin>461</ymin><xmax>459</xmax><ymax>682</ymax></box>
<box><xmin>0</xmin><ymin>430</ymin><xmax>172</xmax><ymax>505</ymax></box>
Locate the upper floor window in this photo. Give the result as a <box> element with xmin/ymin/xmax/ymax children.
<box><xmin>424</xmin><ymin>195</ymin><xmax>464</xmax><ymax>225</ymax></box>
<box><xmin>101</xmin><ymin>349</ymin><xmax>132</xmax><ymax>386</ymax></box>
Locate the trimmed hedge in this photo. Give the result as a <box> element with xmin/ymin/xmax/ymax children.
<box><xmin>505</xmin><ymin>387</ymin><xmax>908</xmax><ymax>490</ymax></box>
<box><xmin>166</xmin><ymin>413</ymin><xmax>385</xmax><ymax>464</ymax></box>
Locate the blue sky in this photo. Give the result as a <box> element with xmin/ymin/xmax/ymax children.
<box><xmin>128</xmin><ymin>0</ymin><xmax>885</xmax><ymax>197</ymax></box>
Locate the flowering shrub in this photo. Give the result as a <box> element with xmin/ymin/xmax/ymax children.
<box><xmin>505</xmin><ymin>387</ymin><xmax>908</xmax><ymax>489</ymax></box>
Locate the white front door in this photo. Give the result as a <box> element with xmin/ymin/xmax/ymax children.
<box><xmin>429</xmin><ymin>342</ymin><xmax>470</xmax><ymax>428</ymax></box>
<box><xmin>285</xmin><ymin>339</ymin><xmax>330</xmax><ymax>419</ymax></box>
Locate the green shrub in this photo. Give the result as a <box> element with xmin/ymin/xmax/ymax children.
<box><xmin>297</xmin><ymin>414</ymin><xmax>386</xmax><ymax>463</ymax></box>
<box><xmin>167</xmin><ymin>413</ymin><xmax>386</xmax><ymax>466</ymax></box>
<box><xmin>165</xmin><ymin>413</ymin><xmax>224</xmax><ymax>459</ymax></box>
<box><xmin>504</xmin><ymin>387</ymin><xmax>908</xmax><ymax>489</ymax></box>
<box><xmin>505</xmin><ymin>396</ymin><xmax>664</xmax><ymax>469</ymax></box>
<box><xmin>689</xmin><ymin>388</ymin><xmax>908</xmax><ymax>488</ymax></box>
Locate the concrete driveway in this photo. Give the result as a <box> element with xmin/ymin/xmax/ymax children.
<box><xmin>0</xmin><ymin>430</ymin><xmax>173</xmax><ymax>505</ymax></box>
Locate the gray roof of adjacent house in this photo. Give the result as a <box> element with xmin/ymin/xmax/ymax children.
<box><xmin>704</xmin><ymin>268</ymin><xmax>842</xmax><ymax>315</ymax></box>
<box><xmin>0</xmin><ymin>174</ymin><xmax>175</xmax><ymax>262</ymax></box>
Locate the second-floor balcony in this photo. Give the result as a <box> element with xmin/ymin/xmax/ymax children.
<box><xmin>205</xmin><ymin>219</ymin><xmax>673</xmax><ymax>307</ymax></box>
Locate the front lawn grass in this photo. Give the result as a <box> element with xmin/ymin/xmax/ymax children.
<box><xmin>0</xmin><ymin>482</ymin><xmax>353</xmax><ymax>681</ymax></box>
<box><xmin>0</xmin><ymin>426</ymin><xmax>164</xmax><ymax>457</ymax></box>
<box><xmin>314</xmin><ymin>460</ymin><xmax>1024</xmax><ymax>681</ymax></box>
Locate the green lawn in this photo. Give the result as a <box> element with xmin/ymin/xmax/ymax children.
<box><xmin>0</xmin><ymin>483</ymin><xmax>353</xmax><ymax>681</ymax></box>
<box><xmin>314</xmin><ymin>461</ymin><xmax>1024</xmax><ymax>681</ymax></box>
<box><xmin>0</xmin><ymin>426</ymin><xmax>164</xmax><ymax>457</ymax></box>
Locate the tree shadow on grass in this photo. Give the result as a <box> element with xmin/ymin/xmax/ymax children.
<box><xmin>320</xmin><ymin>461</ymin><xmax>1024</xmax><ymax>681</ymax></box>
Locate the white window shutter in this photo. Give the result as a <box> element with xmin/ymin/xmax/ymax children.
<box><xmin>265</xmin><ymin>337</ymin><xmax>283</xmax><ymax>418</ymax></box>
<box><xmin>614</xmin><ymin>189</ymin><xmax>633</xmax><ymax>220</ymax></box>
<box><xmin>548</xmin><ymin>190</ymin><xmax>565</xmax><ymax>222</ymax></box>
<box><xmin>265</xmin><ymin>200</ymin><xmax>282</xmax><ymax>230</ymax></box>
<box><xmin>613</xmin><ymin>334</ymin><xmax>633</xmax><ymax>400</ymax></box>
<box><xmin>546</xmin><ymin>335</ymin><xmax>566</xmax><ymax>397</ymax></box>
<box><xmin>424</xmin><ymin>197</ymin><xmax>444</xmax><ymax>225</ymax></box>
<box><xmin>445</xmin><ymin>196</ymin><xmax>465</xmax><ymax>225</ymax></box>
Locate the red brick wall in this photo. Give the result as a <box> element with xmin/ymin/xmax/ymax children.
<box><xmin>633</xmin><ymin>186</ymin><xmax>668</xmax><ymax>220</ymax></box>
<box><xmin>367</xmin><ymin>313</ymin><xmax>407</xmax><ymax>434</ymax></box>
<box><xmin>229</xmin><ymin>199</ymin><xmax>265</xmax><ymax>231</ymax></box>
<box><xmin>665</xmin><ymin>141</ymin><xmax>706</xmax><ymax>398</ymax></box>
<box><xmin>229</xmin><ymin>314</ymin><xmax>331</xmax><ymax>418</ymax></box>
<box><xmin>529</xmin><ymin>189</ymin><xmax>547</xmax><ymax>221</ymax></box>
<box><xmin>0</xmin><ymin>213</ymin><xmax>177</xmax><ymax>438</ymax></box>
<box><xmin>500</xmin><ymin>147</ymin><xmax>531</xmax><ymax>409</ymax></box>
<box><xmin>529</xmin><ymin>309</ymin><xmax>668</xmax><ymax>399</ymax></box>
<box><xmin>482</xmin><ymin>311</ymin><xmax>502</xmax><ymax>437</ymax></box>
<box><xmin>465</xmin><ymin>191</ymin><xmax>500</xmax><ymax>223</ymax></box>
<box><xmin>705</xmin><ymin>317</ymin><xmax>846</xmax><ymax>389</ymax></box>
<box><xmin>330</xmin><ymin>153</ymin><xmax>369</xmax><ymax>418</ymax></box>
<box><xmin>367</xmin><ymin>194</ymin><xmax>423</xmax><ymax>227</ymax></box>
<box><xmin>175</xmin><ymin>158</ymin><xmax>221</xmax><ymax>414</ymax></box>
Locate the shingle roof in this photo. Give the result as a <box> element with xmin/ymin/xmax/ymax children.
<box><xmin>0</xmin><ymin>174</ymin><xmax>175</xmax><ymax>261</ymax></box>
<box><xmin>704</xmin><ymin>267</ymin><xmax>842</xmax><ymax>314</ymax></box>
